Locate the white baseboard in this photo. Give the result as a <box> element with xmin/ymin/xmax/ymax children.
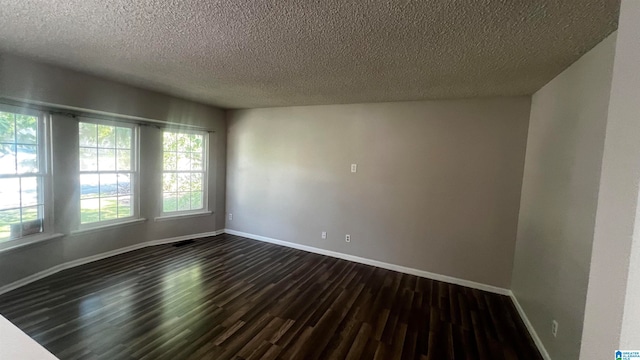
<box><xmin>223</xmin><ymin>228</ymin><xmax>511</xmax><ymax>296</ymax></box>
<box><xmin>509</xmin><ymin>291</ymin><xmax>552</xmax><ymax>360</ymax></box>
<box><xmin>0</xmin><ymin>229</ymin><xmax>224</xmax><ymax>296</ymax></box>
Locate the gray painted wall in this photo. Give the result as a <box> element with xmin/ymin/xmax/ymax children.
<box><xmin>225</xmin><ymin>98</ymin><xmax>530</xmax><ymax>288</ymax></box>
<box><xmin>0</xmin><ymin>55</ymin><xmax>226</xmax><ymax>288</ymax></box>
<box><xmin>511</xmin><ymin>33</ymin><xmax>617</xmax><ymax>359</ymax></box>
<box><xmin>581</xmin><ymin>1</ymin><xmax>640</xmax><ymax>357</ymax></box>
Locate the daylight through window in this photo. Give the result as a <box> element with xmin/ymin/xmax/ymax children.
<box><xmin>162</xmin><ymin>130</ymin><xmax>207</xmax><ymax>213</ymax></box>
<box><xmin>0</xmin><ymin>109</ymin><xmax>46</xmax><ymax>240</ymax></box>
<box><xmin>79</xmin><ymin>121</ymin><xmax>137</xmax><ymax>225</ymax></box>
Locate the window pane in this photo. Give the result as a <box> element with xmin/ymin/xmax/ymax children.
<box><xmin>0</xmin><ymin>209</ymin><xmax>20</xmax><ymax>224</ymax></box>
<box><xmin>190</xmin><ymin>151</ymin><xmax>202</xmax><ymax>170</ymax></box>
<box><xmin>100</xmin><ymin>197</ymin><xmax>118</xmax><ymax>220</ymax></box>
<box><xmin>21</xmin><ymin>205</ymin><xmax>41</xmax><ymax>222</ymax></box>
<box><xmin>0</xmin><ymin>224</ymin><xmax>10</xmax><ymax>239</ymax></box>
<box><xmin>177</xmin><ymin>193</ymin><xmax>190</xmax><ymax>211</ymax></box>
<box><xmin>0</xmin><ymin>112</ymin><xmax>15</xmax><ymax>143</ymax></box>
<box><xmin>163</xmin><ymin>173</ymin><xmax>177</xmax><ymax>193</ymax></box>
<box><xmin>162</xmin><ymin>130</ymin><xmax>206</xmax><ymax>213</ymax></box>
<box><xmin>118</xmin><ymin>196</ymin><xmax>131</xmax><ymax>218</ymax></box>
<box><xmin>163</xmin><ymin>132</ymin><xmax>177</xmax><ymax>151</ymax></box>
<box><xmin>99</xmin><ymin>174</ymin><xmax>118</xmax><ymax>197</ymax></box>
<box><xmin>163</xmin><ymin>152</ymin><xmax>177</xmax><ymax>170</ymax></box>
<box><xmin>177</xmin><ymin>152</ymin><xmax>190</xmax><ymax>170</ymax></box>
<box><xmin>81</xmin><ymin>198</ymin><xmax>100</xmax><ymax>224</ymax></box>
<box><xmin>190</xmin><ymin>192</ymin><xmax>203</xmax><ymax>210</ymax></box>
<box><xmin>98</xmin><ymin>149</ymin><xmax>116</xmax><ymax>171</ymax></box>
<box><xmin>79</xmin><ymin>123</ymin><xmax>97</xmax><ymax>147</ymax></box>
<box><xmin>97</xmin><ymin>125</ymin><xmax>115</xmax><ymax>148</ymax></box>
<box><xmin>163</xmin><ymin>193</ymin><xmax>177</xmax><ymax>212</ymax></box>
<box><xmin>79</xmin><ymin>121</ymin><xmax>137</xmax><ymax>226</ymax></box>
<box><xmin>116</xmin><ymin>149</ymin><xmax>131</xmax><ymax>171</ymax></box>
<box><xmin>190</xmin><ymin>173</ymin><xmax>202</xmax><ymax>191</ymax></box>
<box><xmin>177</xmin><ymin>173</ymin><xmax>191</xmax><ymax>192</ymax></box>
<box><xmin>177</xmin><ymin>133</ymin><xmax>190</xmax><ymax>152</ymax></box>
<box><xmin>116</xmin><ymin>127</ymin><xmax>131</xmax><ymax>149</ymax></box>
<box><xmin>0</xmin><ymin>209</ymin><xmax>20</xmax><ymax>239</ymax></box>
<box><xmin>0</xmin><ymin>111</ymin><xmax>46</xmax><ymax>239</ymax></box>
<box><xmin>0</xmin><ymin>178</ymin><xmax>20</xmax><ymax>210</ymax></box>
<box><xmin>17</xmin><ymin>145</ymin><xmax>38</xmax><ymax>173</ymax></box>
<box><xmin>15</xmin><ymin>115</ymin><xmax>38</xmax><ymax>144</ymax></box>
<box><xmin>117</xmin><ymin>174</ymin><xmax>131</xmax><ymax>195</ymax></box>
<box><xmin>0</xmin><ymin>144</ymin><xmax>16</xmax><ymax>175</ymax></box>
<box><xmin>20</xmin><ymin>177</ymin><xmax>39</xmax><ymax>207</ymax></box>
<box><xmin>80</xmin><ymin>147</ymin><xmax>98</xmax><ymax>171</ymax></box>
<box><xmin>80</xmin><ymin>174</ymin><xmax>99</xmax><ymax>199</ymax></box>
<box><xmin>189</xmin><ymin>134</ymin><xmax>203</xmax><ymax>153</ymax></box>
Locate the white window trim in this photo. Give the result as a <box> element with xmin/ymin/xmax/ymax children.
<box><xmin>71</xmin><ymin>217</ymin><xmax>146</xmax><ymax>235</ymax></box>
<box><xmin>160</xmin><ymin>129</ymin><xmax>209</xmax><ymax>216</ymax></box>
<box><xmin>77</xmin><ymin>118</ymin><xmax>141</xmax><ymax>230</ymax></box>
<box><xmin>154</xmin><ymin>210</ymin><xmax>212</xmax><ymax>222</ymax></box>
<box><xmin>0</xmin><ymin>104</ymin><xmax>54</xmax><ymax>242</ymax></box>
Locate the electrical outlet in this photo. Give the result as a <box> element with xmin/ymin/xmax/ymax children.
<box><xmin>321</xmin><ymin>231</ymin><xmax>327</xmax><ymax>239</ymax></box>
<box><xmin>351</xmin><ymin>164</ymin><xmax>357</xmax><ymax>173</ymax></box>
<box><xmin>228</xmin><ymin>213</ymin><xmax>233</xmax><ymax>221</ymax></box>
<box><xmin>345</xmin><ymin>234</ymin><xmax>351</xmax><ymax>242</ymax></box>
<box><xmin>551</xmin><ymin>320</ymin><xmax>558</xmax><ymax>337</ymax></box>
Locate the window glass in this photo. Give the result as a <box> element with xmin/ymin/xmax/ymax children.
<box><xmin>0</xmin><ymin>110</ymin><xmax>45</xmax><ymax>240</ymax></box>
<box><xmin>162</xmin><ymin>130</ymin><xmax>206</xmax><ymax>213</ymax></box>
<box><xmin>79</xmin><ymin>121</ymin><xmax>137</xmax><ymax>225</ymax></box>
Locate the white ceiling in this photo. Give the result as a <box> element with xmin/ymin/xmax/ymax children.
<box><xmin>0</xmin><ymin>0</ymin><xmax>620</xmax><ymax>109</ymax></box>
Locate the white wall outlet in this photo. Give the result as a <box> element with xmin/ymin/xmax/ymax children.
<box><xmin>345</xmin><ymin>234</ymin><xmax>351</xmax><ymax>242</ymax></box>
<box><xmin>228</xmin><ymin>213</ymin><xmax>233</xmax><ymax>221</ymax></box>
<box><xmin>551</xmin><ymin>320</ymin><xmax>558</xmax><ymax>337</ymax></box>
<box><xmin>351</xmin><ymin>164</ymin><xmax>357</xmax><ymax>173</ymax></box>
<box><xmin>321</xmin><ymin>231</ymin><xmax>327</xmax><ymax>239</ymax></box>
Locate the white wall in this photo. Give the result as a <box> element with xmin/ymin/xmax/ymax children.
<box><xmin>0</xmin><ymin>54</ymin><xmax>226</xmax><ymax>288</ymax></box>
<box><xmin>581</xmin><ymin>1</ymin><xmax>640</xmax><ymax>357</ymax></box>
<box><xmin>226</xmin><ymin>97</ymin><xmax>530</xmax><ymax>288</ymax></box>
<box><xmin>511</xmin><ymin>33</ymin><xmax>617</xmax><ymax>359</ymax></box>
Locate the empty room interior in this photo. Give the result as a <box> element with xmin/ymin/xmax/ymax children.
<box><xmin>0</xmin><ymin>0</ymin><xmax>639</xmax><ymax>359</ymax></box>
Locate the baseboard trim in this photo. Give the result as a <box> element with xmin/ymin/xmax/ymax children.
<box><xmin>0</xmin><ymin>229</ymin><xmax>225</xmax><ymax>296</ymax></box>
<box><xmin>509</xmin><ymin>291</ymin><xmax>552</xmax><ymax>360</ymax></box>
<box><xmin>223</xmin><ymin>228</ymin><xmax>510</xmax><ymax>296</ymax></box>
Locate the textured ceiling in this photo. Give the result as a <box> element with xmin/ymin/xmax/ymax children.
<box><xmin>0</xmin><ymin>0</ymin><xmax>620</xmax><ymax>109</ymax></box>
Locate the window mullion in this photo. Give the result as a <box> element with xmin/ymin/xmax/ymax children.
<box><xmin>13</xmin><ymin>113</ymin><xmax>17</xmax><ymax>175</ymax></box>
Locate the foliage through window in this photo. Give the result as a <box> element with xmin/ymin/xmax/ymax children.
<box><xmin>162</xmin><ymin>130</ymin><xmax>206</xmax><ymax>213</ymax></box>
<box><xmin>79</xmin><ymin>121</ymin><xmax>137</xmax><ymax>225</ymax></box>
<box><xmin>0</xmin><ymin>109</ymin><xmax>46</xmax><ymax>240</ymax></box>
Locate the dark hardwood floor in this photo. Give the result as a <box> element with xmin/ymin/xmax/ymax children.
<box><xmin>0</xmin><ymin>234</ymin><xmax>542</xmax><ymax>360</ymax></box>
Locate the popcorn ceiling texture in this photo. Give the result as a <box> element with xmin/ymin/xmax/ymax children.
<box><xmin>0</xmin><ymin>0</ymin><xmax>619</xmax><ymax>109</ymax></box>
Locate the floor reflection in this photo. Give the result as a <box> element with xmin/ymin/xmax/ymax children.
<box><xmin>161</xmin><ymin>260</ymin><xmax>203</xmax><ymax>310</ymax></box>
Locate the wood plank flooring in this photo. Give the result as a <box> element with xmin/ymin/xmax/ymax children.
<box><xmin>0</xmin><ymin>234</ymin><xmax>542</xmax><ymax>360</ymax></box>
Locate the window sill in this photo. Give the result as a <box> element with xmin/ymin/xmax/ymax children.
<box><xmin>71</xmin><ymin>218</ymin><xmax>147</xmax><ymax>235</ymax></box>
<box><xmin>154</xmin><ymin>211</ymin><xmax>213</xmax><ymax>222</ymax></box>
<box><xmin>0</xmin><ymin>233</ymin><xmax>65</xmax><ymax>254</ymax></box>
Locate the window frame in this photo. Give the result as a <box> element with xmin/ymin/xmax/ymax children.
<box><xmin>0</xmin><ymin>104</ymin><xmax>53</xmax><ymax>242</ymax></box>
<box><xmin>160</xmin><ymin>128</ymin><xmax>209</xmax><ymax>217</ymax></box>
<box><xmin>77</xmin><ymin>118</ymin><xmax>140</xmax><ymax>230</ymax></box>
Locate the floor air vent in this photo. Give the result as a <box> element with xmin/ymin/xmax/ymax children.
<box><xmin>173</xmin><ymin>240</ymin><xmax>195</xmax><ymax>247</ymax></box>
